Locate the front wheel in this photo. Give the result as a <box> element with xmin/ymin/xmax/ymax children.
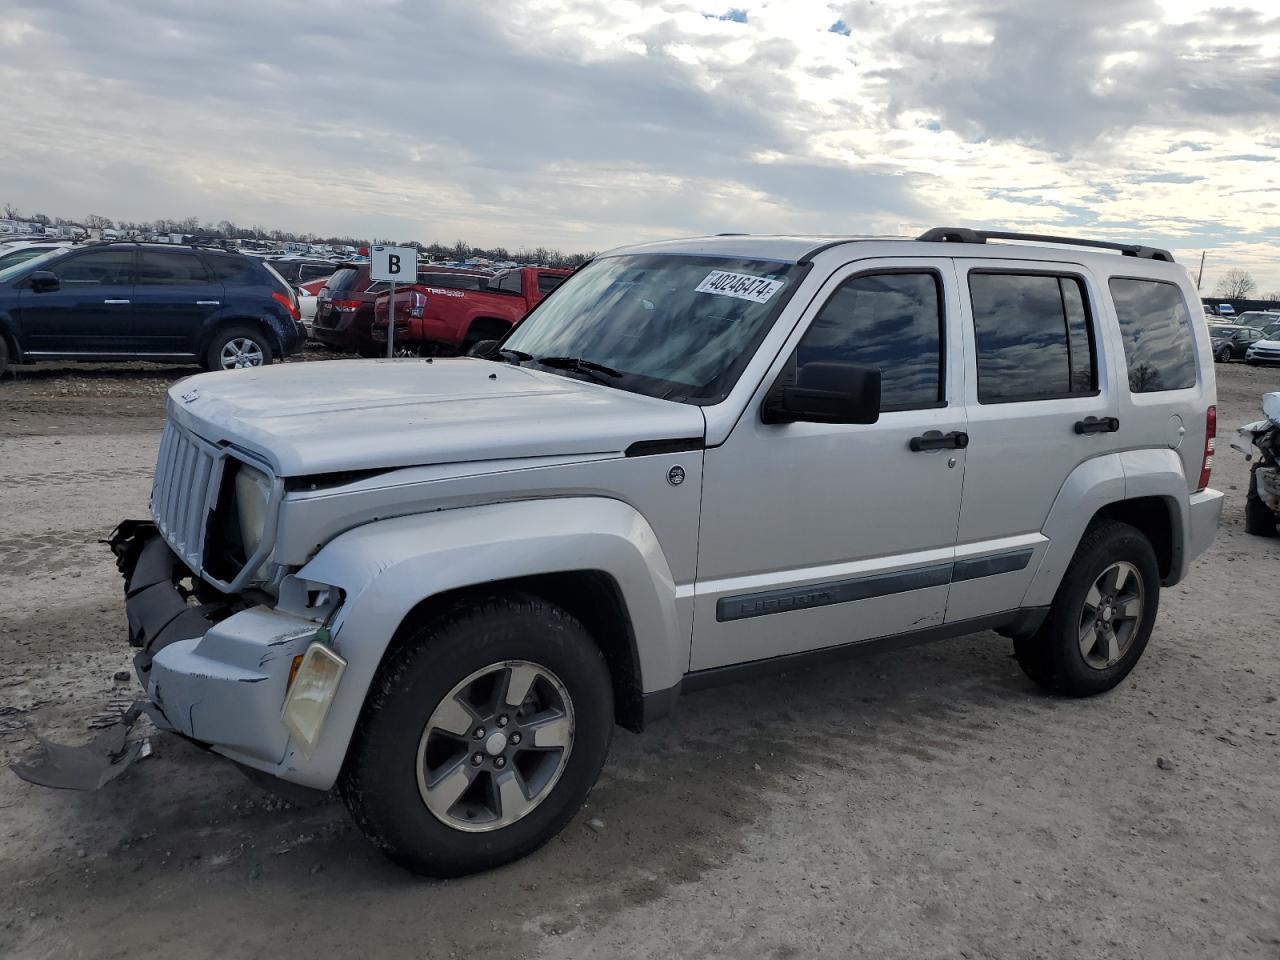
<box><xmin>1216</xmin><ymin>345</ymin><xmax>1233</xmax><ymax>363</ymax></box>
<box><xmin>340</xmin><ymin>596</ymin><xmax>613</xmax><ymax>877</ymax></box>
<box><xmin>1014</xmin><ymin>520</ymin><xmax>1159</xmax><ymax>696</ymax></box>
<box><xmin>205</xmin><ymin>326</ymin><xmax>273</xmax><ymax>371</ymax></box>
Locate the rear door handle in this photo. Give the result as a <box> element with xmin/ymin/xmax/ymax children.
<box><xmin>1074</xmin><ymin>416</ymin><xmax>1119</xmax><ymax>435</ymax></box>
<box><xmin>102</xmin><ymin>299</ymin><xmax>131</xmax><ymax>305</ymax></box>
<box><xmin>910</xmin><ymin>430</ymin><xmax>969</xmax><ymax>452</ymax></box>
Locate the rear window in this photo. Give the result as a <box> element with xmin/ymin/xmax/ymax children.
<box><xmin>1109</xmin><ymin>278</ymin><xmax>1197</xmax><ymax>393</ymax></box>
<box><xmin>538</xmin><ymin>273</ymin><xmax>567</xmax><ymax>295</ymax></box>
<box><xmin>420</xmin><ymin>272</ymin><xmax>486</xmax><ymax>291</ymax></box>
<box><xmin>325</xmin><ymin>267</ymin><xmax>360</xmax><ymax>294</ymax></box>
<box><xmin>490</xmin><ymin>270</ymin><xmax>523</xmax><ymax>295</ymax></box>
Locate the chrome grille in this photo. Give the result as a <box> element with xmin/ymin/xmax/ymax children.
<box><xmin>151</xmin><ymin>421</ymin><xmax>218</xmax><ymax>572</ymax></box>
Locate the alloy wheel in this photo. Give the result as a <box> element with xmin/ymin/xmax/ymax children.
<box><xmin>220</xmin><ymin>338</ymin><xmax>265</xmax><ymax>369</ymax></box>
<box><xmin>1077</xmin><ymin>560</ymin><xmax>1144</xmax><ymax>669</ymax></box>
<box><xmin>416</xmin><ymin>660</ymin><xmax>575</xmax><ymax>832</ymax></box>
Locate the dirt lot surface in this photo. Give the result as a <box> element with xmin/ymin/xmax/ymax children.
<box><xmin>2</xmin><ymin>355</ymin><xmax>1278</xmax><ymax>960</ymax></box>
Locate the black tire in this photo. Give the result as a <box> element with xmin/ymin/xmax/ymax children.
<box><xmin>1244</xmin><ymin>468</ymin><xmax>1278</xmax><ymax>537</ymax></box>
<box><xmin>0</xmin><ymin>335</ymin><xmax>9</xmax><ymax>377</ymax></box>
<box><xmin>1216</xmin><ymin>346</ymin><xmax>1232</xmax><ymax>363</ymax></box>
<box><xmin>204</xmin><ymin>325</ymin><xmax>273</xmax><ymax>371</ymax></box>
<box><xmin>1014</xmin><ymin>520</ymin><xmax>1160</xmax><ymax>697</ymax></box>
<box><xmin>340</xmin><ymin>596</ymin><xmax>613</xmax><ymax>877</ymax></box>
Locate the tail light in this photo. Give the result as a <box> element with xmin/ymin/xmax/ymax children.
<box><xmin>408</xmin><ymin>291</ymin><xmax>427</xmax><ymax>318</ymax></box>
<box><xmin>332</xmin><ymin>298</ymin><xmax>362</xmax><ymax>311</ymax></box>
<box><xmin>271</xmin><ymin>290</ymin><xmax>300</xmax><ymax>322</ymax></box>
<box><xmin>1197</xmin><ymin>405</ymin><xmax>1216</xmax><ymax>492</ymax></box>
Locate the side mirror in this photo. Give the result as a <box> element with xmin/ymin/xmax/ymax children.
<box><xmin>467</xmin><ymin>339</ymin><xmax>499</xmax><ymax>357</ymax></box>
<box><xmin>29</xmin><ymin>270</ymin><xmax>59</xmax><ymax>293</ymax></box>
<box><xmin>762</xmin><ymin>360</ymin><xmax>881</xmax><ymax>425</ymax></box>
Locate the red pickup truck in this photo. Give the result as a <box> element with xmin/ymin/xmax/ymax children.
<box><xmin>371</xmin><ymin>266</ymin><xmax>572</xmax><ymax>354</ymax></box>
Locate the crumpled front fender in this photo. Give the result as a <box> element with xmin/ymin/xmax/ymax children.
<box><xmin>275</xmin><ymin>496</ymin><xmax>685</xmax><ymax>790</ymax></box>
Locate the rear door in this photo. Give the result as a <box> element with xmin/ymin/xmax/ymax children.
<box><xmin>946</xmin><ymin>260</ymin><xmax>1117</xmax><ymax>622</ymax></box>
<box><xmin>131</xmin><ymin>249</ymin><xmax>224</xmax><ymax>354</ymax></box>
<box><xmin>17</xmin><ymin>247</ymin><xmax>137</xmax><ymax>353</ymax></box>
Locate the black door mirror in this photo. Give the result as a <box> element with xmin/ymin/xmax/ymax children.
<box><xmin>763</xmin><ymin>360</ymin><xmax>881</xmax><ymax>425</ymax></box>
<box><xmin>467</xmin><ymin>339</ymin><xmax>499</xmax><ymax>357</ymax></box>
<box><xmin>28</xmin><ymin>270</ymin><xmax>60</xmax><ymax>293</ymax></box>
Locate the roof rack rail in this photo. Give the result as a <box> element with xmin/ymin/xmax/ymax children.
<box><xmin>916</xmin><ymin>227</ymin><xmax>1174</xmax><ymax>262</ymax></box>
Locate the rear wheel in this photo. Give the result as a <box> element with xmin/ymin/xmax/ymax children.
<box><xmin>1014</xmin><ymin>520</ymin><xmax>1159</xmax><ymax>696</ymax></box>
<box><xmin>1245</xmin><ymin>467</ymin><xmax>1278</xmax><ymax>537</ymax></box>
<box><xmin>205</xmin><ymin>325</ymin><xmax>272</xmax><ymax>371</ymax></box>
<box><xmin>341</xmin><ymin>596</ymin><xmax>613</xmax><ymax>877</ymax></box>
<box><xmin>0</xmin><ymin>335</ymin><xmax>9</xmax><ymax>377</ymax></box>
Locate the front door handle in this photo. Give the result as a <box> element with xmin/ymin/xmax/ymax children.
<box><xmin>910</xmin><ymin>430</ymin><xmax>969</xmax><ymax>452</ymax></box>
<box><xmin>1074</xmin><ymin>416</ymin><xmax>1119</xmax><ymax>435</ymax></box>
<box><xmin>102</xmin><ymin>299</ymin><xmax>131</xmax><ymax>305</ymax></box>
<box><xmin>196</xmin><ymin>300</ymin><xmax>221</xmax><ymax>305</ymax></box>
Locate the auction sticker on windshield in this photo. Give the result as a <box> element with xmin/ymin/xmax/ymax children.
<box><xmin>695</xmin><ymin>270</ymin><xmax>784</xmax><ymax>304</ymax></box>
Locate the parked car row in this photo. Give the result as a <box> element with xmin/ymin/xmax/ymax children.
<box><xmin>0</xmin><ymin>241</ymin><xmax>306</xmax><ymax>374</ymax></box>
<box><xmin>1209</xmin><ymin>315</ymin><xmax>1280</xmax><ymax>365</ymax></box>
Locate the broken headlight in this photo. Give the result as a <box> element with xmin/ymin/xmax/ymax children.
<box><xmin>235</xmin><ymin>464</ymin><xmax>273</xmax><ymax>561</ymax></box>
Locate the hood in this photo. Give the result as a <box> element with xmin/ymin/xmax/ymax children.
<box><xmin>166</xmin><ymin>358</ymin><xmax>706</xmax><ymax>476</ymax></box>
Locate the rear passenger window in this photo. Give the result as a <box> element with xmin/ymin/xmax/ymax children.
<box><xmin>1108</xmin><ymin>278</ymin><xmax>1197</xmax><ymax>393</ymax></box>
<box><xmin>136</xmin><ymin>251</ymin><xmax>211</xmax><ymax>284</ymax></box>
<box><xmin>796</xmin><ymin>271</ymin><xmax>943</xmax><ymax>410</ymax></box>
<box><xmin>969</xmin><ymin>273</ymin><xmax>1096</xmax><ymax>403</ymax></box>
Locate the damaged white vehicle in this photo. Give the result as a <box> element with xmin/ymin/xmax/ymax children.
<box><xmin>23</xmin><ymin>229</ymin><xmax>1223</xmax><ymax>876</ymax></box>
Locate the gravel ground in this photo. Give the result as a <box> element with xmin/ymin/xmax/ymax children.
<box><xmin>1</xmin><ymin>354</ymin><xmax>1278</xmax><ymax>960</ymax></box>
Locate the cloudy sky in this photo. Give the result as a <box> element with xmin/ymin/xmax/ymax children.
<box><xmin>2</xmin><ymin>0</ymin><xmax>1278</xmax><ymax>291</ymax></box>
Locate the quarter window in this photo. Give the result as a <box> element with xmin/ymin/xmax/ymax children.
<box><xmin>51</xmin><ymin>250</ymin><xmax>134</xmax><ymax>285</ymax></box>
<box><xmin>1109</xmin><ymin>278</ymin><xmax>1197</xmax><ymax>393</ymax></box>
<box><xmin>969</xmin><ymin>273</ymin><xmax>1096</xmax><ymax>403</ymax></box>
<box><xmin>796</xmin><ymin>272</ymin><xmax>943</xmax><ymax>410</ymax></box>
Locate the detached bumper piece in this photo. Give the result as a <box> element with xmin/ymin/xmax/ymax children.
<box><xmin>11</xmin><ymin>702</ymin><xmax>153</xmax><ymax>791</ymax></box>
<box><xmin>107</xmin><ymin>520</ymin><xmax>238</xmax><ymax>682</ymax></box>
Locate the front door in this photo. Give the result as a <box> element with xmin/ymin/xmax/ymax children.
<box><xmin>945</xmin><ymin>260</ymin><xmax>1120</xmax><ymax>623</ymax></box>
<box><xmin>18</xmin><ymin>248</ymin><xmax>137</xmax><ymax>353</ymax></box>
<box><xmin>131</xmin><ymin>249</ymin><xmax>225</xmax><ymax>354</ymax></box>
<box><xmin>691</xmin><ymin>259</ymin><xmax>968</xmax><ymax>671</ymax></box>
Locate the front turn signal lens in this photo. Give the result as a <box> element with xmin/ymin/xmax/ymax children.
<box><xmin>281</xmin><ymin>641</ymin><xmax>347</xmax><ymax>757</ymax></box>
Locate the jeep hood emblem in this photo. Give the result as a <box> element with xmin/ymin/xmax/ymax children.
<box><xmin>181</xmin><ymin>388</ymin><xmax>200</xmax><ymax>404</ymax></box>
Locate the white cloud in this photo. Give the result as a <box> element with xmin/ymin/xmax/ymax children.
<box><xmin>0</xmin><ymin>0</ymin><xmax>1276</xmax><ymax>287</ymax></box>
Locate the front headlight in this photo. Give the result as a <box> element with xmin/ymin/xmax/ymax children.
<box><xmin>235</xmin><ymin>464</ymin><xmax>273</xmax><ymax>560</ymax></box>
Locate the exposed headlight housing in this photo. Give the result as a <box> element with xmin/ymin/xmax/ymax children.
<box><xmin>235</xmin><ymin>464</ymin><xmax>273</xmax><ymax>561</ymax></box>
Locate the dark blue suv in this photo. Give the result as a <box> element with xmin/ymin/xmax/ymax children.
<box><xmin>0</xmin><ymin>242</ymin><xmax>306</xmax><ymax>375</ymax></box>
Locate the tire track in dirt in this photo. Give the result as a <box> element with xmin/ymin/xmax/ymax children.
<box><xmin>0</xmin><ymin>527</ymin><xmax>113</xmax><ymax>579</ymax></box>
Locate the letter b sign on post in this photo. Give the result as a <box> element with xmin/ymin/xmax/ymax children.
<box><xmin>371</xmin><ymin>244</ymin><xmax>417</xmax><ymax>358</ymax></box>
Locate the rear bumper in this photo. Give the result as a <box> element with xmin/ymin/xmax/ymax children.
<box><xmin>1185</xmin><ymin>487</ymin><xmax>1224</xmax><ymax>568</ymax></box>
<box><xmin>108</xmin><ymin>521</ymin><xmax>324</xmax><ymax>781</ymax></box>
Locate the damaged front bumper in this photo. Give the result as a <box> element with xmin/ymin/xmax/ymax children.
<box><xmin>108</xmin><ymin>520</ymin><xmax>326</xmax><ymax>776</ymax></box>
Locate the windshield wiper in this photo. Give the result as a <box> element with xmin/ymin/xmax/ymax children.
<box><xmin>535</xmin><ymin>355</ymin><xmax>623</xmax><ymax>382</ymax></box>
<box><xmin>496</xmin><ymin>347</ymin><xmax>533</xmax><ymax>363</ymax></box>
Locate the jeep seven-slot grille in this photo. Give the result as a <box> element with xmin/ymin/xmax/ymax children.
<box><xmin>151</xmin><ymin>421</ymin><xmax>217</xmax><ymax>572</ymax></box>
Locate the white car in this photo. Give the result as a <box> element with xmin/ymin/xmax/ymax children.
<box><xmin>295</xmin><ymin>277</ymin><xmax>329</xmax><ymax>334</ymax></box>
<box><xmin>0</xmin><ymin>239</ymin><xmax>72</xmax><ymax>271</ymax></box>
<box><xmin>1245</xmin><ymin>338</ymin><xmax>1280</xmax><ymax>366</ymax></box>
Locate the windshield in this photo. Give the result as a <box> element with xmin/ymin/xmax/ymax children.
<box><xmin>0</xmin><ymin>248</ymin><xmax>62</xmax><ymax>283</ymax></box>
<box><xmin>502</xmin><ymin>254</ymin><xmax>806</xmax><ymax>403</ymax></box>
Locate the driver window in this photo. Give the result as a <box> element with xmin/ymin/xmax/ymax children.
<box><xmin>53</xmin><ymin>250</ymin><xmax>134</xmax><ymax>286</ymax></box>
<box><xmin>796</xmin><ymin>272</ymin><xmax>944</xmax><ymax>411</ymax></box>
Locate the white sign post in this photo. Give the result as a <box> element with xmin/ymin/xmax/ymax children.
<box><xmin>370</xmin><ymin>245</ymin><xmax>416</xmax><ymax>358</ymax></box>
